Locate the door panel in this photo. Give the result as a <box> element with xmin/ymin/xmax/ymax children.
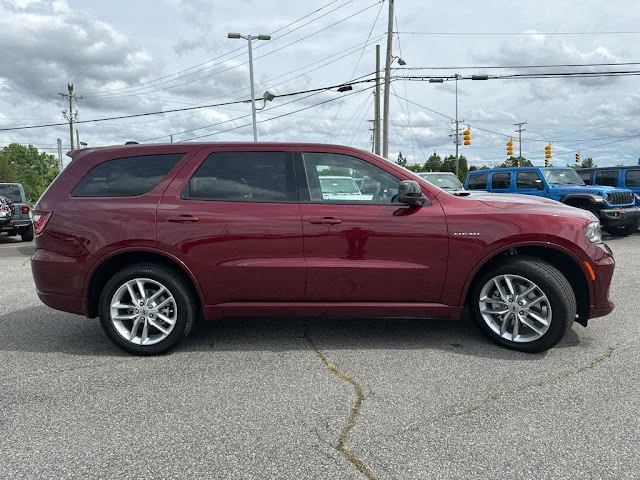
<box><xmin>157</xmin><ymin>148</ymin><xmax>305</xmax><ymax>305</ymax></box>
<box><xmin>297</xmin><ymin>150</ymin><xmax>448</xmax><ymax>302</ymax></box>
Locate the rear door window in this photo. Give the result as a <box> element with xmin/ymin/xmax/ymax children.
<box><xmin>72</xmin><ymin>154</ymin><xmax>184</xmax><ymax>197</ymax></box>
<box><xmin>467</xmin><ymin>174</ymin><xmax>488</xmax><ymax>190</ymax></box>
<box><xmin>491</xmin><ymin>173</ymin><xmax>512</xmax><ymax>190</ymax></box>
<box><xmin>516</xmin><ymin>171</ymin><xmax>542</xmax><ymax>189</ymax></box>
<box><xmin>0</xmin><ymin>184</ymin><xmax>22</xmax><ymax>202</ymax></box>
<box><xmin>184</xmin><ymin>151</ymin><xmax>296</xmax><ymax>202</ymax></box>
<box><xmin>578</xmin><ymin>171</ymin><xmax>593</xmax><ymax>185</ymax></box>
<box><xmin>595</xmin><ymin>171</ymin><xmax>619</xmax><ymax>187</ymax></box>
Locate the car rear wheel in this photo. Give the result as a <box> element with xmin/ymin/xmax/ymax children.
<box><xmin>99</xmin><ymin>263</ymin><xmax>195</xmax><ymax>355</ymax></box>
<box><xmin>470</xmin><ymin>256</ymin><xmax>576</xmax><ymax>353</ymax></box>
<box><xmin>20</xmin><ymin>225</ymin><xmax>34</xmax><ymax>242</ymax></box>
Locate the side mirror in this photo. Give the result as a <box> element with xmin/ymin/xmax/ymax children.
<box><xmin>397</xmin><ymin>180</ymin><xmax>428</xmax><ymax>206</ymax></box>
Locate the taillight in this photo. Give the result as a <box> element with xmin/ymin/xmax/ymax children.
<box><xmin>32</xmin><ymin>210</ymin><xmax>52</xmax><ymax>235</ymax></box>
<box><xmin>22</xmin><ymin>205</ymin><xmax>30</xmax><ymax>214</ymax></box>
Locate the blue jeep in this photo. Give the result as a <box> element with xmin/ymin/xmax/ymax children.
<box><xmin>576</xmin><ymin>166</ymin><xmax>640</xmax><ymax>200</ymax></box>
<box><xmin>464</xmin><ymin>167</ymin><xmax>640</xmax><ymax>236</ymax></box>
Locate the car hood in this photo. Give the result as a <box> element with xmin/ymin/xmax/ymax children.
<box><xmin>468</xmin><ymin>192</ymin><xmax>559</xmax><ymax>207</ymax></box>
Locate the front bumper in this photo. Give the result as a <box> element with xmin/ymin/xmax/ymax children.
<box><xmin>599</xmin><ymin>206</ymin><xmax>640</xmax><ymax>227</ymax></box>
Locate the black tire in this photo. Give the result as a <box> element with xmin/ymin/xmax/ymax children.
<box><xmin>20</xmin><ymin>224</ymin><xmax>34</xmax><ymax>242</ymax></box>
<box><xmin>603</xmin><ymin>219</ymin><xmax>639</xmax><ymax>237</ymax></box>
<box><xmin>470</xmin><ymin>256</ymin><xmax>576</xmax><ymax>353</ymax></box>
<box><xmin>99</xmin><ymin>263</ymin><xmax>196</xmax><ymax>355</ymax></box>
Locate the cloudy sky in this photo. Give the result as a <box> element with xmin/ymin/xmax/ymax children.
<box><xmin>1</xmin><ymin>0</ymin><xmax>639</xmax><ymax>168</ymax></box>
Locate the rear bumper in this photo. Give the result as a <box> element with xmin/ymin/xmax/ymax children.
<box><xmin>0</xmin><ymin>219</ymin><xmax>31</xmax><ymax>231</ymax></box>
<box><xmin>31</xmin><ymin>249</ymin><xmax>87</xmax><ymax>316</ymax></box>
<box><xmin>599</xmin><ymin>206</ymin><xmax>640</xmax><ymax>226</ymax></box>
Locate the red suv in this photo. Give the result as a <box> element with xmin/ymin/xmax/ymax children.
<box><xmin>31</xmin><ymin>143</ymin><xmax>615</xmax><ymax>355</ymax></box>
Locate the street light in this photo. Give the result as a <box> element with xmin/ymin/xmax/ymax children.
<box><xmin>227</xmin><ymin>32</ymin><xmax>271</xmax><ymax>141</ymax></box>
<box><xmin>429</xmin><ymin>74</ymin><xmax>488</xmax><ymax>176</ymax></box>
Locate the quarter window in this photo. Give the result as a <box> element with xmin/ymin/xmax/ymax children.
<box><xmin>301</xmin><ymin>152</ymin><xmax>400</xmax><ymax>204</ymax></box>
<box><xmin>491</xmin><ymin>173</ymin><xmax>511</xmax><ymax>190</ymax></box>
<box><xmin>595</xmin><ymin>171</ymin><xmax>619</xmax><ymax>187</ymax></box>
<box><xmin>625</xmin><ymin>169</ymin><xmax>640</xmax><ymax>187</ymax></box>
<box><xmin>71</xmin><ymin>154</ymin><xmax>184</xmax><ymax>197</ymax></box>
<box><xmin>467</xmin><ymin>174</ymin><xmax>488</xmax><ymax>190</ymax></box>
<box><xmin>185</xmin><ymin>151</ymin><xmax>295</xmax><ymax>202</ymax></box>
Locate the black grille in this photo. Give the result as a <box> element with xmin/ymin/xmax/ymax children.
<box><xmin>606</xmin><ymin>192</ymin><xmax>634</xmax><ymax>206</ymax></box>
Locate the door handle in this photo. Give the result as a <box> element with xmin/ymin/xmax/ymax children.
<box><xmin>167</xmin><ymin>215</ymin><xmax>199</xmax><ymax>223</ymax></box>
<box><xmin>309</xmin><ymin>217</ymin><xmax>342</xmax><ymax>225</ymax></box>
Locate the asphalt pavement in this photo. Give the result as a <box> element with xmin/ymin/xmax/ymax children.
<box><xmin>1</xmin><ymin>232</ymin><xmax>638</xmax><ymax>479</ymax></box>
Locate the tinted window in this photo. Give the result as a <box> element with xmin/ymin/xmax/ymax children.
<box><xmin>185</xmin><ymin>151</ymin><xmax>295</xmax><ymax>202</ymax></box>
<box><xmin>624</xmin><ymin>169</ymin><xmax>640</xmax><ymax>187</ymax></box>
<box><xmin>516</xmin><ymin>171</ymin><xmax>542</xmax><ymax>189</ymax></box>
<box><xmin>578</xmin><ymin>171</ymin><xmax>593</xmax><ymax>185</ymax></box>
<box><xmin>467</xmin><ymin>174</ymin><xmax>488</xmax><ymax>190</ymax></box>
<box><xmin>0</xmin><ymin>184</ymin><xmax>22</xmax><ymax>202</ymax></box>
<box><xmin>72</xmin><ymin>154</ymin><xmax>183</xmax><ymax>197</ymax></box>
<box><xmin>301</xmin><ymin>152</ymin><xmax>400</xmax><ymax>204</ymax></box>
<box><xmin>595</xmin><ymin>171</ymin><xmax>619</xmax><ymax>187</ymax></box>
<box><xmin>491</xmin><ymin>173</ymin><xmax>511</xmax><ymax>189</ymax></box>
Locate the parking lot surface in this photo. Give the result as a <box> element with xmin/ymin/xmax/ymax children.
<box><xmin>1</xmin><ymin>233</ymin><xmax>638</xmax><ymax>479</ymax></box>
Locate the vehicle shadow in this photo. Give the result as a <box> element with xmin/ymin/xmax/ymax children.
<box><xmin>0</xmin><ymin>305</ymin><xmax>583</xmax><ymax>360</ymax></box>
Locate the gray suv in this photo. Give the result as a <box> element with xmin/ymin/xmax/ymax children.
<box><xmin>0</xmin><ymin>183</ymin><xmax>34</xmax><ymax>241</ymax></box>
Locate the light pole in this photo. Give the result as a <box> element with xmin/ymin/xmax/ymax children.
<box><xmin>228</xmin><ymin>32</ymin><xmax>271</xmax><ymax>141</ymax></box>
<box><xmin>429</xmin><ymin>74</ymin><xmax>488</xmax><ymax>176</ymax></box>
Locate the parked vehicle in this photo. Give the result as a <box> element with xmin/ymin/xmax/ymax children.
<box><xmin>318</xmin><ymin>175</ymin><xmax>371</xmax><ymax>201</ymax></box>
<box><xmin>465</xmin><ymin>167</ymin><xmax>640</xmax><ymax>236</ymax></box>
<box><xmin>577</xmin><ymin>166</ymin><xmax>640</xmax><ymax>201</ymax></box>
<box><xmin>0</xmin><ymin>183</ymin><xmax>34</xmax><ymax>241</ymax></box>
<box><xmin>417</xmin><ymin>172</ymin><xmax>468</xmax><ymax>195</ymax></box>
<box><xmin>32</xmin><ymin>143</ymin><xmax>614</xmax><ymax>355</ymax></box>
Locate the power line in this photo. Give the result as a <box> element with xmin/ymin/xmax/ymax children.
<box><xmin>0</xmin><ymin>77</ymin><xmax>376</xmax><ymax>133</ymax></box>
<box><xmin>397</xmin><ymin>31</ymin><xmax>640</xmax><ymax>36</ymax></box>
<box><xmin>397</xmin><ymin>62</ymin><xmax>640</xmax><ymax>70</ymax></box>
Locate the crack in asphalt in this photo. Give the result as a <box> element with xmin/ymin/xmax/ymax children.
<box><xmin>304</xmin><ymin>328</ymin><xmax>378</xmax><ymax>480</ymax></box>
<box><xmin>388</xmin><ymin>345</ymin><xmax>616</xmax><ymax>439</ymax></box>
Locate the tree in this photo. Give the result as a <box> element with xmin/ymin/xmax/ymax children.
<box><xmin>395</xmin><ymin>151</ymin><xmax>407</xmax><ymax>167</ymax></box>
<box><xmin>424</xmin><ymin>152</ymin><xmax>442</xmax><ymax>172</ymax></box>
<box><xmin>0</xmin><ymin>155</ymin><xmax>14</xmax><ymax>183</ymax></box>
<box><xmin>581</xmin><ymin>157</ymin><xmax>595</xmax><ymax>168</ymax></box>
<box><xmin>0</xmin><ymin>143</ymin><xmax>59</xmax><ymax>203</ymax></box>
<box><xmin>498</xmin><ymin>156</ymin><xmax>533</xmax><ymax>168</ymax></box>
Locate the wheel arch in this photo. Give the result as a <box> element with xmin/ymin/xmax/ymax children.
<box><xmin>84</xmin><ymin>249</ymin><xmax>205</xmax><ymax>319</ymax></box>
<box><xmin>462</xmin><ymin>244</ymin><xmax>591</xmax><ymax>326</ymax></box>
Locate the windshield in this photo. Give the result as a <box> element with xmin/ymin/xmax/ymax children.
<box><xmin>541</xmin><ymin>168</ymin><xmax>585</xmax><ymax>185</ymax></box>
<box><xmin>319</xmin><ymin>177</ymin><xmax>361</xmax><ymax>194</ymax></box>
<box><xmin>0</xmin><ymin>184</ymin><xmax>22</xmax><ymax>202</ymax></box>
<box><xmin>418</xmin><ymin>173</ymin><xmax>463</xmax><ymax>190</ymax></box>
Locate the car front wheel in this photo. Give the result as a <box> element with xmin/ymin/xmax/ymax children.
<box><xmin>470</xmin><ymin>257</ymin><xmax>576</xmax><ymax>353</ymax></box>
<box><xmin>99</xmin><ymin>263</ymin><xmax>195</xmax><ymax>355</ymax></box>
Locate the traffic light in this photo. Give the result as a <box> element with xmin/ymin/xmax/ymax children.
<box><xmin>544</xmin><ymin>143</ymin><xmax>552</xmax><ymax>167</ymax></box>
<box><xmin>575</xmin><ymin>151</ymin><xmax>580</xmax><ymax>163</ymax></box>
<box><xmin>516</xmin><ymin>158</ymin><xmax>521</xmax><ymax>167</ymax></box>
<box><xmin>506</xmin><ymin>139</ymin><xmax>514</xmax><ymax>156</ymax></box>
<box><xmin>463</xmin><ymin>127</ymin><xmax>471</xmax><ymax>145</ymax></box>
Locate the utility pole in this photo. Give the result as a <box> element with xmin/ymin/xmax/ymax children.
<box><xmin>382</xmin><ymin>0</ymin><xmax>394</xmax><ymax>159</ymax></box>
<box><xmin>59</xmin><ymin>83</ymin><xmax>82</xmax><ymax>150</ymax></box>
<box><xmin>56</xmin><ymin>138</ymin><xmax>63</xmax><ymax>171</ymax></box>
<box><xmin>514</xmin><ymin>122</ymin><xmax>526</xmax><ymax>160</ymax></box>
<box><xmin>455</xmin><ymin>74</ymin><xmax>460</xmax><ymax>176</ymax></box>
<box><xmin>374</xmin><ymin>44</ymin><xmax>381</xmax><ymax>155</ymax></box>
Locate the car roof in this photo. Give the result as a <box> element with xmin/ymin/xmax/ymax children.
<box><xmin>576</xmin><ymin>165</ymin><xmax>640</xmax><ymax>172</ymax></box>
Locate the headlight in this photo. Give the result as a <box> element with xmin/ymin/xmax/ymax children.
<box><xmin>585</xmin><ymin>221</ymin><xmax>602</xmax><ymax>244</ymax></box>
<box><xmin>634</xmin><ymin>193</ymin><xmax>640</xmax><ymax>205</ymax></box>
